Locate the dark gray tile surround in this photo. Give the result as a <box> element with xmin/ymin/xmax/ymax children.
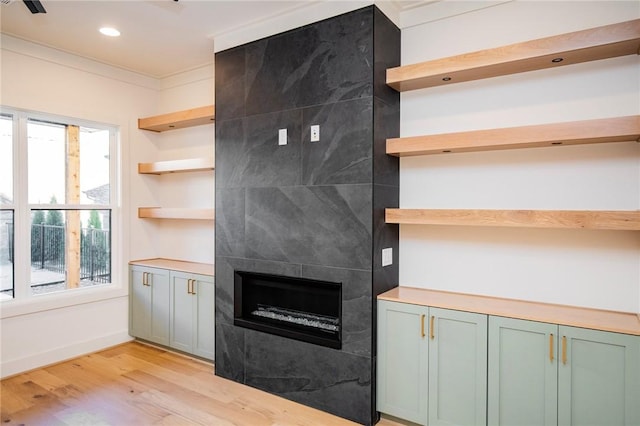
<box><xmin>215</xmin><ymin>6</ymin><xmax>399</xmax><ymax>425</ymax></box>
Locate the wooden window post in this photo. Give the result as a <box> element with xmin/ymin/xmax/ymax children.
<box><xmin>66</xmin><ymin>125</ymin><xmax>80</xmax><ymax>288</ymax></box>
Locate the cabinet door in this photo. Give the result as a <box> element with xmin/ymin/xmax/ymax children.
<box><xmin>169</xmin><ymin>271</ymin><xmax>195</xmax><ymax>353</ymax></box>
<box><xmin>558</xmin><ymin>326</ymin><xmax>640</xmax><ymax>426</ymax></box>
<box><xmin>130</xmin><ymin>265</ymin><xmax>170</xmax><ymax>345</ymax></box>
<box><xmin>192</xmin><ymin>274</ymin><xmax>215</xmax><ymax>360</ymax></box>
<box><xmin>377</xmin><ymin>300</ymin><xmax>428</xmax><ymax>425</ymax></box>
<box><xmin>148</xmin><ymin>267</ymin><xmax>170</xmax><ymax>345</ymax></box>
<box><xmin>129</xmin><ymin>266</ymin><xmax>152</xmax><ymax>340</ymax></box>
<box><xmin>488</xmin><ymin>316</ymin><xmax>558</xmax><ymax>426</ymax></box>
<box><xmin>428</xmin><ymin>307</ymin><xmax>487</xmax><ymax>426</ymax></box>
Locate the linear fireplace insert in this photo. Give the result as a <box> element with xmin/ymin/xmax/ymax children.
<box><xmin>234</xmin><ymin>271</ymin><xmax>342</xmax><ymax>349</ymax></box>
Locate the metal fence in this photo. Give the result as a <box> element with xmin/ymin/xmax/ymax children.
<box><xmin>31</xmin><ymin>223</ymin><xmax>111</xmax><ymax>283</ymax></box>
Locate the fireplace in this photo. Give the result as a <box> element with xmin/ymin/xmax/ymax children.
<box><xmin>234</xmin><ymin>271</ymin><xmax>342</xmax><ymax>349</ymax></box>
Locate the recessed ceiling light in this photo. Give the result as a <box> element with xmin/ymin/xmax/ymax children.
<box><xmin>99</xmin><ymin>27</ymin><xmax>121</xmax><ymax>37</ymax></box>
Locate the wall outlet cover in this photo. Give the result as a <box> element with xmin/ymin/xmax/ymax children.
<box><xmin>278</xmin><ymin>128</ymin><xmax>287</xmax><ymax>145</ymax></box>
<box><xmin>310</xmin><ymin>125</ymin><xmax>320</xmax><ymax>142</ymax></box>
<box><xmin>382</xmin><ymin>248</ymin><xmax>393</xmax><ymax>267</ymax></box>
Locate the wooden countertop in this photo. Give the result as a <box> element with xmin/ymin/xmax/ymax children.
<box><xmin>378</xmin><ymin>286</ymin><xmax>640</xmax><ymax>336</ymax></box>
<box><xmin>129</xmin><ymin>258</ymin><xmax>214</xmax><ymax>277</ymax></box>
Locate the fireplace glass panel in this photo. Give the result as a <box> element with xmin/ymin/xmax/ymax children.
<box><xmin>234</xmin><ymin>271</ymin><xmax>342</xmax><ymax>349</ymax></box>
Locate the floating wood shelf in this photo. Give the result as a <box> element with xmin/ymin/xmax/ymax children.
<box><xmin>387</xmin><ymin>115</ymin><xmax>640</xmax><ymax>156</ymax></box>
<box><xmin>138</xmin><ymin>208</ymin><xmax>215</xmax><ymax>221</ymax></box>
<box><xmin>138</xmin><ymin>105</ymin><xmax>215</xmax><ymax>132</ymax></box>
<box><xmin>385</xmin><ymin>209</ymin><xmax>640</xmax><ymax>231</ymax></box>
<box><xmin>387</xmin><ymin>19</ymin><xmax>640</xmax><ymax>92</ymax></box>
<box><xmin>138</xmin><ymin>158</ymin><xmax>215</xmax><ymax>174</ymax></box>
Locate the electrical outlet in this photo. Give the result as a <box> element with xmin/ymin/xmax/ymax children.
<box><xmin>310</xmin><ymin>125</ymin><xmax>320</xmax><ymax>142</ymax></box>
<box><xmin>382</xmin><ymin>248</ymin><xmax>393</xmax><ymax>267</ymax></box>
<box><xmin>278</xmin><ymin>128</ymin><xmax>287</xmax><ymax>146</ymax></box>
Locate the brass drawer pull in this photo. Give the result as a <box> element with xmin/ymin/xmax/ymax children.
<box><xmin>430</xmin><ymin>315</ymin><xmax>435</xmax><ymax>340</ymax></box>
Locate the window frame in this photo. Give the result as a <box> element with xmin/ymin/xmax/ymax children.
<box><xmin>0</xmin><ymin>106</ymin><xmax>124</xmax><ymax>318</ymax></box>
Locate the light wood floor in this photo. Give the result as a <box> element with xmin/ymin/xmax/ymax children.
<box><xmin>0</xmin><ymin>341</ymin><xmax>406</xmax><ymax>426</ymax></box>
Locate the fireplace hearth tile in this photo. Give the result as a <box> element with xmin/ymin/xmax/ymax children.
<box><xmin>302</xmin><ymin>98</ymin><xmax>373</xmax><ymax>186</ymax></box>
<box><xmin>214</xmin><ymin>323</ymin><xmax>246</xmax><ymax>383</ymax></box>
<box><xmin>215</xmin><ymin>188</ymin><xmax>245</xmax><ymax>258</ymax></box>
<box><xmin>245</xmin><ymin>8</ymin><xmax>373</xmax><ymax>117</ymax></box>
<box><xmin>215</xmin><ymin>46</ymin><xmax>246</xmax><ymax>121</ymax></box>
<box><xmin>244</xmin><ymin>328</ymin><xmax>371</xmax><ymax>425</ymax></box>
<box><xmin>245</xmin><ymin>185</ymin><xmax>372</xmax><ymax>269</ymax></box>
<box><xmin>215</xmin><ymin>118</ymin><xmax>245</xmax><ymax>189</ymax></box>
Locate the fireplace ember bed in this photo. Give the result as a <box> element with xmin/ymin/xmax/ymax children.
<box><xmin>234</xmin><ymin>271</ymin><xmax>342</xmax><ymax>349</ymax></box>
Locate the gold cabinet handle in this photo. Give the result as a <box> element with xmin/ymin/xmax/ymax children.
<box><xmin>142</xmin><ymin>272</ymin><xmax>148</xmax><ymax>286</ymax></box>
<box><xmin>562</xmin><ymin>336</ymin><xmax>567</xmax><ymax>365</ymax></box>
<box><xmin>430</xmin><ymin>316</ymin><xmax>435</xmax><ymax>340</ymax></box>
<box><xmin>549</xmin><ymin>333</ymin><xmax>554</xmax><ymax>362</ymax></box>
<box><xmin>421</xmin><ymin>314</ymin><xmax>425</xmax><ymax>338</ymax></box>
<box><xmin>187</xmin><ymin>279</ymin><xmax>193</xmax><ymax>294</ymax></box>
<box><xmin>191</xmin><ymin>279</ymin><xmax>196</xmax><ymax>295</ymax></box>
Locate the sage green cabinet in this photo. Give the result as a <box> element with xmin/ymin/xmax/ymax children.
<box><xmin>488</xmin><ymin>316</ymin><xmax>558</xmax><ymax>426</ymax></box>
<box><xmin>377</xmin><ymin>301</ymin><xmax>487</xmax><ymax>426</ymax></box>
<box><xmin>129</xmin><ymin>263</ymin><xmax>214</xmax><ymax>361</ymax></box>
<box><xmin>169</xmin><ymin>271</ymin><xmax>215</xmax><ymax>360</ymax></box>
<box><xmin>377</xmin><ymin>300</ymin><xmax>428</xmax><ymax>424</ymax></box>
<box><xmin>429</xmin><ymin>307</ymin><xmax>487</xmax><ymax>426</ymax></box>
<box><xmin>558</xmin><ymin>325</ymin><xmax>640</xmax><ymax>426</ymax></box>
<box><xmin>488</xmin><ymin>318</ymin><xmax>640</xmax><ymax>426</ymax></box>
<box><xmin>378</xmin><ymin>298</ymin><xmax>640</xmax><ymax>426</ymax></box>
<box><xmin>129</xmin><ymin>265</ymin><xmax>170</xmax><ymax>345</ymax></box>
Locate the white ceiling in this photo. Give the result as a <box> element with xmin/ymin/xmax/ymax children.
<box><xmin>0</xmin><ymin>0</ymin><xmax>431</xmax><ymax>79</ymax></box>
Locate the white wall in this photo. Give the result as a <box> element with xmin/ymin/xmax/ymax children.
<box><xmin>0</xmin><ymin>34</ymin><xmax>214</xmax><ymax>377</ymax></box>
<box><xmin>398</xmin><ymin>1</ymin><xmax>640</xmax><ymax>313</ymax></box>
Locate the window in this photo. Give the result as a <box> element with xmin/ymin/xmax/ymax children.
<box><xmin>1</xmin><ymin>108</ymin><xmax>117</xmax><ymax>300</ymax></box>
<box><xmin>1</xmin><ymin>114</ymin><xmax>14</xmax><ymax>300</ymax></box>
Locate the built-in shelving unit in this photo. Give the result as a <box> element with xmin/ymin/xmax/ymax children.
<box><xmin>137</xmin><ymin>106</ymin><xmax>215</xmax><ymax>223</ymax></box>
<box><xmin>387</xmin><ymin>115</ymin><xmax>640</xmax><ymax>156</ymax></box>
<box><xmin>138</xmin><ymin>105</ymin><xmax>215</xmax><ymax>132</ymax></box>
<box><xmin>386</xmin><ymin>19</ymin><xmax>640</xmax><ymax>92</ymax></box>
<box><xmin>386</xmin><ymin>20</ymin><xmax>640</xmax><ymax>233</ymax></box>
<box><xmin>385</xmin><ymin>209</ymin><xmax>640</xmax><ymax>231</ymax></box>
<box><xmin>138</xmin><ymin>158</ymin><xmax>215</xmax><ymax>174</ymax></box>
<box><xmin>138</xmin><ymin>208</ymin><xmax>214</xmax><ymax>221</ymax></box>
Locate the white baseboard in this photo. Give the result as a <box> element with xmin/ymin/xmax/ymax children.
<box><xmin>0</xmin><ymin>331</ymin><xmax>133</xmax><ymax>379</ymax></box>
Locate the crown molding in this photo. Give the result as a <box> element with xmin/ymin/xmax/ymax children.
<box><xmin>1</xmin><ymin>33</ymin><xmax>160</xmax><ymax>90</ymax></box>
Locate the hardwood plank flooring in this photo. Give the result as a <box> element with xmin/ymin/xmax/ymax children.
<box><xmin>1</xmin><ymin>342</ymin><xmax>407</xmax><ymax>426</ymax></box>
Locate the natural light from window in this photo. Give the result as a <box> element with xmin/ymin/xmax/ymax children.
<box><xmin>0</xmin><ymin>110</ymin><xmax>116</xmax><ymax>300</ymax></box>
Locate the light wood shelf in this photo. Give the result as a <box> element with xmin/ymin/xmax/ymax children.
<box><xmin>138</xmin><ymin>208</ymin><xmax>214</xmax><ymax>221</ymax></box>
<box><xmin>385</xmin><ymin>209</ymin><xmax>640</xmax><ymax>231</ymax></box>
<box><xmin>387</xmin><ymin>19</ymin><xmax>640</xmax><ymax>92</ymax></box>
<box><xmin>129</xmin><ymin>258</ymin><xmax>214</xmax><ymax>276</ymax></box>
<box><xmin>138</xmin><ymin>105</ymin><xmax>215</xmax><ymax>132</ymax></box>
<box><xmin>138</xmin><ymin>158</ymin><xmax>215</xmax><ymax>174</ymax></box>
<box><xmin>387</xmin><ymin>115</ymin><xmax>640</xmax><ymax>156</ymax></box>
<box><xmin>378</xmin><ymin>287</ymin><xmax>640</xmax><ymax>336</ymax></box>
